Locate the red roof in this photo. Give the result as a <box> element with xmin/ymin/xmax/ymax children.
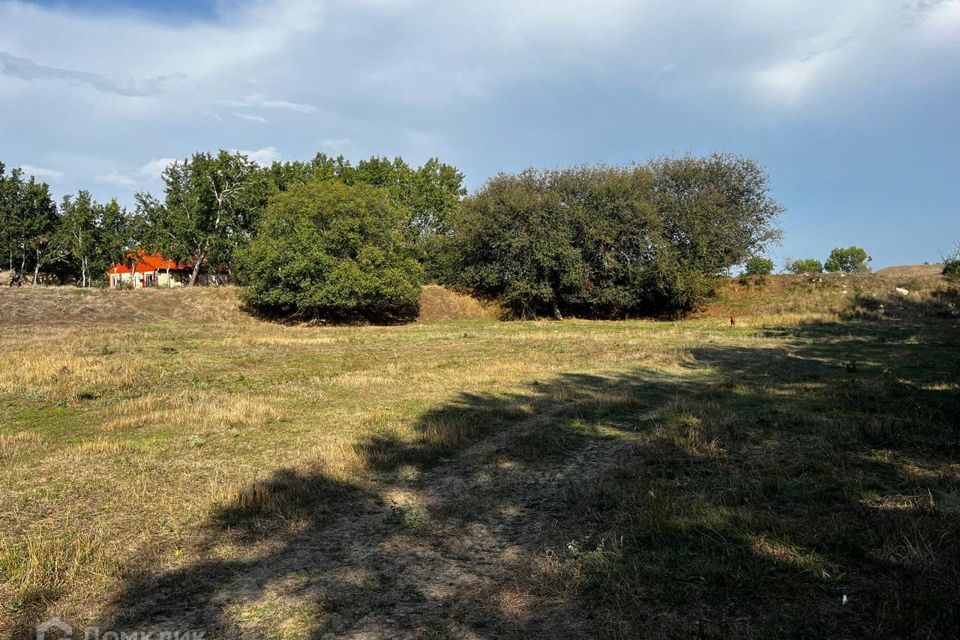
<box><xmin>109</xmin><ymin>252</ymin><xmax>187</xmax><ymax>275</ymax></box>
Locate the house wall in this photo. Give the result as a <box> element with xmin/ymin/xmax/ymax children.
<box><xmin>109</xmin><ymin>270</ymin><xmax>226</xmax><ymax>288</ymax></box>
<box><xmin>110</xmin><ymin>272</ymin><xmax>154</xmax><ymax>289</ymax></box>
<box><xmin>157</xmin><ymin>272</ymin><xmax>186</xmax><ymax>288</ymax></box>
<box><xmin>110</xmin><ymin>272</ymin><xmax>137</xmax><ymax>288</ymax></box>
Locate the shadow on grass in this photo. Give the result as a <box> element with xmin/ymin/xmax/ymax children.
<box><xmin>15</xmin><ymin>317</ymin><xmax>956</xmax><ymax>639</ymax></box>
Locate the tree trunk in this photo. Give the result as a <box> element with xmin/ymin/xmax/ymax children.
<box><xmin>189</xmin><ymin>247</ymin><xmax>207</xmax><ymax>287</ymax></box>
<box><xmin>32</xmin><ymin>260</ymin><xmax>40</xmax><ymax>287</ymax></box>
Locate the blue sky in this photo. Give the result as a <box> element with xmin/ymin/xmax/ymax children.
<box><xmin>2</xmin><ymin>0</ymin><xmax>958</xmax><ymax>268</ymax></box>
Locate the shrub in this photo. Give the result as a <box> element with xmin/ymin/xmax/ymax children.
<box><xmin>446</xmin><ymin>155</ymin><xmax>783</xmax><ymax>318</ymax></box>
<box><xmin>744</xmin><ymin>257</ymin><xmax>774</xmax><ymax>276</ymax></box>
<box><xmin>824</xmin><ymin>246</ymin><xmax>871</xmax><ymax>273</ymax></box>
<box><xmin>943</xmin><ymin>246</ymin><xmax>960</xmax><ymax>283</ymax></box>
<box><xmin>236</xmin><ymin>180</ymin><xmax>423</xmax><ymax>322</ymax></box>
<box><xmin>785</xmin><ymin>258</ymin><xmax>823</xmax><ymax>274</ymax></box>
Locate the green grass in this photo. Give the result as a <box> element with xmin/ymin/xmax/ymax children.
<box><xmin>1</xmin><ymin>285</ymin><xmax>958</xmax><ymax>639</ymax></box>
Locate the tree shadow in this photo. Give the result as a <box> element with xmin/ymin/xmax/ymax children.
<box><xmin>25</xmin><ymin>315</ymin><xmax>956</xmax><ymax>639</ymax></box>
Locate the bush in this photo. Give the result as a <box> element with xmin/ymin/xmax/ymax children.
<box><xmin>943</xmin><ymin>246</ymin><xmax>960</xmax><ymax>283</ymax></box>
<box><xmin>237</xmin><ymin>180</ymin><xmax>423</xmax><ymax>322</ymax></box>
<box><xmin>744</xmin><ymin>257</ymin><xmax>774</xmax><ymax>276</ymax></box>
<box><xmin>446</xmin><ymin>155</ymin><xmax>783</xmax><ymax>318</ymax></box>
<box><xmin>785</xmin><ymin>258</ymin><xmax>823</xmax><ymax>274</ymax></box>
<box><xmin>824</xmin><ymin>246</ymin><xmax>871</xmax><ymax>273</ymax></box>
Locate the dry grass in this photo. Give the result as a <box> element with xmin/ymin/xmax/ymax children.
<box><xmin>1</xmin><ymin>278</ymin><xmax>958</xmax><ymax>639</ymax></box>
<box><xmin>417</xmin><ymin>284</ymin><xmax>501</xmax><ymax>321</ymax></box>
<box><xmin>703</xmin><ymin>270</ymin><xmax>954</xmax><ymax>318</ymax></box>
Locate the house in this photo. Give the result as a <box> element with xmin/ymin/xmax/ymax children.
<box><xmin>107</xmin><ymin>252</ymin><xmax>228</xmax><ymax>289</ymax></box>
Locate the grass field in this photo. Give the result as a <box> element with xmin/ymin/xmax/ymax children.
<box><xmin>1</xmin><ymin>278</ymin><xmax>959</xmax><ymax>639</ymax></box>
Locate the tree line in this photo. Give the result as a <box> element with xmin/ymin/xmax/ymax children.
<box><xmin>0</xmin><ymin>153</ymin><xmax>465</xmax><ymax>289</ymax></box>
<box><xmin>1</xmin><ymin>151</ymin><xmax>788</xmax><ymax>320</ymax></box>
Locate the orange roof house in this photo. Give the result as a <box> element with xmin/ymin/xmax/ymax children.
<box><xmin>107</xmin><ymin>252</ymin><xmax>227</xmax><ymax>289</ymax></box>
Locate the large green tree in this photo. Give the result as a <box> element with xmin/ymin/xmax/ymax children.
<box><xmin>139</xmin><ymin>151</ymin><xmax>272</xmax><ymax>285</ymax></box>
<box><xmin>447</xmin><ymin>155</ymin><xmax>783</xmax><ymax>318</ymax></box>
<box><xmin>0</xmin><ymin>164</ymin><xmax>61</xmax><ymax>283</ymax></box>
<box><xmin>95</xmin><ymin>198</ymin><xmax>135</xmax><ymax>280</ymax></box>
<box><xmin>236</xmin><ymin>179</ymin><xmax>423</xmax><ymax>322</ymax></box>
<box><xmin>57</xmin><ymin>191</ymin><xmax>99</xmax><ymax>287</ymax></box>
<box><xmin>265</xmin><ymin>153</ymin><xmax>465</xmax><ymax>279</ymax></box>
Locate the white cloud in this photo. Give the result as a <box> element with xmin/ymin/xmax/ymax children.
<box><xmin>139</xmin><ymin>157</ymin><xmax>177</xmax><ymax>179</ymax></box>
<box><xmin>235</xmin><ymin>147</ymin><xmax>282</xmax><ymax>165</ymax></box>
<box><xmin>18</xmin><ymin>164</ymin><xmax>64</xmax><ymax>181</ymax></box>
<box><xmin>319</xmin><ymin>138</ymin><xmax>352</xmax><ymax>152</ymax></box>
<box><xmin>0</xmin><ymin>0</ymin><xmax>957</xmax><ymax>207</ymax></box>
<box><xmin>94</xmin><ymin>171</ymin><xmax>140</xmax><ymax>189</ymax></box>
<box><xmin>231</xmin><ymin>112</ymin><xmax>268</xmax><ymax>123</ymax></box>
<box><xmin>221</xmin><ymin>93</ymin><xmax>317</xmax><ymax>114</ymax></box>
<box><xmin>0</xmin><ymin>51</ymin><xmax>184</xmax><ymax>96</ymax></box>
<box><xmin>753</xmin><ymin>53</ymin><xmax>835</xmax><ymax>105</ymax></box>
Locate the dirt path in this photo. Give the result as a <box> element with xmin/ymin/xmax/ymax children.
<box><xmin>105</xmin><ymin>387</ymin><xmax>651</xmax><ymax>639</ymax></box>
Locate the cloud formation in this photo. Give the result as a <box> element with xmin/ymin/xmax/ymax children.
<box><xmin>0</xmin><ymin>0</ymin><xmax>957</xmax><ymax>265</ymax></box>
<box><xmin>0</xmin><ymin>52</ymin><xmax>183</xmax><ymax>96</ymax></box>
<box><xmin>220</xmin><ymin>94</ymin><xmax>318</xmax><ymax>114</ymax></box>
<box><xmin>17</xmin><ymin>163</ymin><xmax>63</xmax><ymax>181</ymax></box>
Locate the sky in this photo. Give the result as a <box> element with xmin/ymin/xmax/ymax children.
<box><xmin>1</xmin><ymin>0</ymin><xmax>958</xmax><ymax>269</ymax></box>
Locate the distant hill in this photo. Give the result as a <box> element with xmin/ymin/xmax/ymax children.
<box><xmin>874</xmin><ymin>264</ymin><xmax>944</xmax><ymax>277</ymax></box>
<box><xmin>703</xmin><ymin>269</ymin><xmax>955</xmax><ymax>319</ymax></box>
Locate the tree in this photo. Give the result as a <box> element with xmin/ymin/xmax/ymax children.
<box><xmin>139</xmin><ymin>151</ymin><xmax>272</xmax><ymax>285</ymax></box>
<box><xmin>824</xmin><ymin>246</ymin><xmax>871</xmax><ymax>273</ymax></box>
<box><xmin>785</xmin><ymin>258</ymin><xmax>823</xmax><ymax>274</ymax></box>
<box><xmin>447</xmin><ymin>169</ymin><xmax>587</xmax><ymax>318</ymax></box>
<box><xmin>0</xmin><ymin>162</ymin><xmax>14</xmax><ymax>270</ymax></box>
<box><xmin>943</xmin><ymin>245</ymin><xmax>960</xmax><ymax>283</ymax></box>
<box><xmin>744</xmin><ymin>256</ymin><xmax>774</xmax><ymax>276</ymax></box>
<box><xmin>57</xmin><ymin>191</ymin><xmax>99</xmax><ymax>286</ymax></box>
<box><xmin>95</xmin><ymin>198</ymin><xmax>135</xmax><ymax>282</ymax></box>
<box><xmin>0</xmin><ymin>165</ymin><xmax>62</xmax><ymax>283</ymax></box>
<box><xmin>446</xmin><ymin>156</ymin><xmax>783</xmax><ymax>318</ymax></box>
<box><xmin>264</xmin><ymin>154</ymin><xmax>465</xmax><ymax>280</ymax></box>
<box><xmin>236</xmin><ymin>180</ymin><xmax>423</xmax><ymax>322</ymax></box>
<box><xmin>0</xmin><ymin>165</ymin><xmax>57</xmax><ymax>278</ymax></box>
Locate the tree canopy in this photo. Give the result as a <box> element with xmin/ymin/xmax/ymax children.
<box><xmin>446</xmin><ymin>155</ymin><xmax>783</xmax><ymax>318</ymax></box>
<box><xmin>785</xmin><ymin>258</ymin><xmax>823</xmax><ymax>275</ymax></box>
<box><xmin>264</xmin><ymin>154</ymin><xmax>465</xmax><ymax>279</ymax></box>
<box><xmin>744</xmin><ymin>257</ymin><xmax>775</xmax><ymax>276</ymax></box>
<box><xmin>236</xmin><ymin>179</ymin><xmax>423</xmax><ymax>322</ymax></box>
<box><xmin>824</xmin><ymin>246</ymin><xmax>871</xmax><ymax>273</ymax></box>
<box><xmin>0</xmin><ymin>162</ymin><xmax>60</xmax><ymax>283</ymax></box>
<box><xmin>138</xmin><ymin>151</ymin><xmax>273</xmax><ymax>285</ymax></box>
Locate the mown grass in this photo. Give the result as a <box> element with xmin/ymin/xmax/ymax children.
<box><xmin>1</xmin><ymin>281</ymin><xmax>958</xmax><ymax>639</ymax></box>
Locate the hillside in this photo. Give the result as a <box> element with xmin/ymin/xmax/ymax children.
<box><xmin>2</xmin><ymin>269</ymin><xmax>953</xmax><ymax>328</ymax></box>
<box><xmin>0</xmin><ymin>285</ymin><xmax>500</xmax><ymax>326</ymax></box>
<box><xmin>702</xmin><ymin>270</ymin><xmax>956</xmax><ymax>319</ymax></box>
